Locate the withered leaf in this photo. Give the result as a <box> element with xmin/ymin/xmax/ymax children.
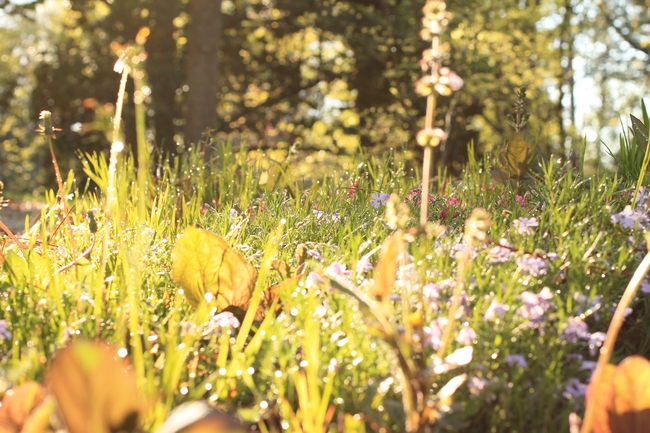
<box><xmin>171</xmin><ymin>227</ymin><xmax>257</xmax><ymax>310</ymax></box>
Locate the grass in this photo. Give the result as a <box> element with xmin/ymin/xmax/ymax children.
<box><xmin>1</xmin><ymin>124</ymin><xmax>650</xmax><ymax>433</ymax></box>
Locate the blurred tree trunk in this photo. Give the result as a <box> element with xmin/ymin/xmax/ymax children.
<box><xmin>147</xmin><ymin>1</ymin><xmax>182</xmax><ymax>156</ymax></box>
<box><xmin>185</xmin><ymin>0</ymin><xmax>222</xmax><ymax>147</ymax></box>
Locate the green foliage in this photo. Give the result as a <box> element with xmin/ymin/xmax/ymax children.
<box><xmin>604</xmin><ymin>100</ymin><xmax>650</xmax><ymax>184</ymax></box>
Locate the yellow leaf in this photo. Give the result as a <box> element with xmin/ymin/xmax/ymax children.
<box><xmin>47</xmin><ymin>341</ymin><xmax>144</xmax><ymax>433</ymax></box>
<box><xmin>171</xmin><ymin>227</ymin><xmax>257</xmax><ymax>310</ymax></box>
<box><xmin>499</xmin><ymin>133</ymin><xmax>535</xmax><ymax>178</ymax></box>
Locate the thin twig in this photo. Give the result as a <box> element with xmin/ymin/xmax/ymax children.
<box><xmin>54</xmin><ymin>234</ymin><xmax>96</xmax><ymax>275</ymax></box>
<box><xmin>0</xmin><ymin>219</ymin><xmax>28</xmax><ymax>250</ymax></box>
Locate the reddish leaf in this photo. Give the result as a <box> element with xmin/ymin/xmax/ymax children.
<box><xmin>0</xmin><ymin>382</ymin><xmax>45</xmax><ymax>433</ymax></box>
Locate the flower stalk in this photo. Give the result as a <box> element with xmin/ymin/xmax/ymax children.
<box><xmin>416</xmin><ymin>0</ymin><xmax>463</xmax><ymax>226</ymax></box>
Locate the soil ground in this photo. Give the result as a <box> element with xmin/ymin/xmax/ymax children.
<box><xmin>0</xmin><ymin>201</ymin><xmax>43</xmax><ymax>234</ymax></box>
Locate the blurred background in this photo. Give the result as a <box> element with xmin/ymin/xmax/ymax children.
<box><xmin>0</xmin><ymin>0</ymin><xmax>648</xmax><ymax>197</ymax></box>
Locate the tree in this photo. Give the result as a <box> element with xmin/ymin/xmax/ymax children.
<box><xmin>185</xmin><ymin>0</ymin><xmax>223</xmax><ymax>147</ymax></box>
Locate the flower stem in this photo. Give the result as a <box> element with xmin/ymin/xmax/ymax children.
<box><xmin>420</xmin><ymin>93</ymin><xmax>437</xmax><ymax>227</ymax></box>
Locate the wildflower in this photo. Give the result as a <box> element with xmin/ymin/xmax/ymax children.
<box><xmin>642</xmin><ymin>278</ymin><xmax>650</xmax><ymax>294</ymax></box>
<box><xmin>516</xmin><ymin>287</ymin><xmax>553</xmax><ymax>330</ymax></box>
<box><xmin>305</xmin><ymin>271</ymin><xmax>324</xmax><ymax>289</ymax></box>
<box><xmin>611</xmin><ymin>205</ymin><xmax>649</xmax><ymax>229</ymax></box>
<box><xmin>517</xmin><ymin>255</ymin><xmax>548</xmax><ymax>277</ymax></box>
<box><xmin>356</xmin><ymin>256</ymin><xmax>374</xmax><ymax>274</ymax></box>
<box><xmin>515</xmin><ymin>195</ymin><xmax>528</xmax><ymax>208</ymax></box>
<box><xmin>563</xmin><ymin>378</ymin><xmax>587</xmax><ymax>399</ymax></box>
<box><xmin>423</xmin><ymin>283</ymin><xmax>442</xmax><ymax>300</ymax></box>
<box><xmin>210</xmin><ymin>311</ymin><xmax>240</xmax><ymax>329</ymax></box>
<box><xmin>505</xmin><ymin>354</ymin><xmax>528</xmax><ymax>369</ymax></box>
<box><xmin>423</xmin><ymin>317</ymin><xmax>448</xmax><ymax>350</ymax></box>
<box><xmin>306</xmin><ymin>249</ymin><xmax>324</xmax><ymax>262</ymax></box>
<box><xmin>588</xmin><ymin>332</ymin><xmax>606</xmax><ymax>356</ymax></box>
<box><xmin>489</xmin><ymin>239</ymin><xmax>514</xmax><ymax>264</ymax></box>
<box><xmin>448</xmin><ymin>197</ymin><xmax>461</xmax><ymax>207</ymax></box>
<box><xmin>580</xmin><ymin>361</ymin><xmax>597</xmax><ymax>372</ymax></box>
<box><xmin>0</xmin><ymin>320</ymin><xmax>11</xmax><ymax>340</ymax></box>
<box><xmin>451</xmin><ymin>242</ymin><xmax>476</xmax><ymax>260</ymax></box>
<box><xmin>467</xmin><ymin>377</ymin><xmax>488</xmax><ymax>396</ymax></box>
<box><xmin>370</xmin><ymin>192</ymin><xmax>390</xmax><ymax>209</ymax></box>
<box><xmin>484</xmin><ymin>299</ymin><xmax>510</xmax><ymax>321</ymax></box>
<box><xmin>513</xmin><ymin>217</ymin><xmax>538</xmax><ymax>235</ymax></box>
<box><xmin>326</xmin><ymin>263</ymin><xmax>351</xmax><ymax>280</ymax></box>
<box><xmin>457</xmin><ymin>326</ymin><xmax>477</xmax><ymax>345</ymax></box>
<box><xmin>562</xmin><ymin>317</ymin><xmax>589</xmax><ymax>343</ymax></box>
<box><xmin>346</xmin><ymin>181</ymin><xmax>358</xmax><ymax>199</ymax></box>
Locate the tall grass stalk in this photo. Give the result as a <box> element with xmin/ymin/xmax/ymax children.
<box><xmin>134</xmin><ymin>72</ymin><xmax>150</xmax><ymax>222</ymax></box>
<box><xmin>94</xmin><ymin>65</ymin><xmax>129</xmax><ymax>322</ymax></box>
<box><xmin>39</xmin><ymin>111</ymin><xmax>77</xmax><ymax>258</ymax></box>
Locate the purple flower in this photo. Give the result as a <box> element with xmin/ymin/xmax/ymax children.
<box><xmin>642</xmin><ymin>278</ymin><xmax>650</xmax><ymax>294</ymax></box>
<box><xmin>423</xmin><ymin>317</ymin><xmax>448</xmax><ymax>350</ymax></box>
<box><xmin>0</xmin><ymin>320</ymin><xmax>11</xmax><ymax>341</ymax></box>
<box><xmin>489</xmin><ymin>239</ymin><xmax>514</xmax><ymax>264</ymax></box>
<box><xmin>611</xmin><ymin>205</ymin><xmax>649</xmax><ymax>229</ymax></box>
<box><xmin>580</xmin><ymin>361</ymin><xmax>597</xmax><ymax>372</ymax></box>
<box><xmin>356</xmin><ymin>256</ymin><xmax>374</xmax><ymax>274</ymax></box>
<box><xmin>370</xmin><ymin>192</ymin><xmax>391</xmax><ymax>209</ymax></box>
<box><xmin>457</xmin><ymin>326</ymin><xmax>477</xmax><ymax>345</ymax></box>
<box><xmin>513</xmin><ymin>217</ymin><xmax>539</xmax><ymax>235</ymax></box>
<box><xmin>505</xmin><ymin>354</ymin><xmax>528</xmax><ymax>369</ymax></box>
<box><xmin>210</xmin><ymin>312</ymin><xmax>240</xmax><ymax>329</ymax></box>
<box><xmin>516</xmin><ymin>287</ymin><xmax>553</xmax><ymax>330</ymax></box>
<box><xmin>467</xmin><ymin>377</ymin><xmax>488</xmax><ymax>395</ymax></box>
<box><xmin>451</xmin><ymin>243</ymin><xmax>477</xmax><ymax>260</ymax></box>
<box><xmin>563</xmin><ymin>317</ymin><xmax>589</xmax><ymax>343</ymax></box>
<box><xmin>423</xmin><ymin>283</ymin><xmax>442</xmax><ymax>300</ymax></box>
<box><xmin>588</xmin><ymin>332</ymin><xmax>606</xmax><ymax>356</ymax></box>
<box><xmin>517</xmin><ymin>255</ymin><xmax>548</xmax><ymax>277</ymax></box>
<box><xmin>484</xmin><ymin>299</ymin><xmax>510</xmax><ymax>321</ymax></box>
<box><xmin>307</xmin><ymin>249</ymin><xmax>324</xmax><ymax>262</ymax></box>
<box><xmin>326</xmin><ymin>263</ymin><xmax>351</xmax><ymax>280</ymax></box>
<box><xmin>563</xmin><ymin>378</ymin><xmax>587</xmax><ymax>399</ymax></box>
<box><xmin>305</xmin><ymin>271</ymin><xmax>324</xmax><ymax>289</ymax></box>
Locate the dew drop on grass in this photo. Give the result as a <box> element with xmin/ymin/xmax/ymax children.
<box><xmin>117</xmin><ymin>348</ymin><xmax>128</xmax><ymax>358</ymax></box>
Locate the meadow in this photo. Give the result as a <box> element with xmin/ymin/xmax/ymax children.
<box><xmin>1</xmin><ymin>1</ymin><xmax>650</xmax><ymax>431</ymax></box>
<box><xmin>1</xmin><ymin>106</ymin><xmax>650</xmax><ymax>433</ymax></box>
